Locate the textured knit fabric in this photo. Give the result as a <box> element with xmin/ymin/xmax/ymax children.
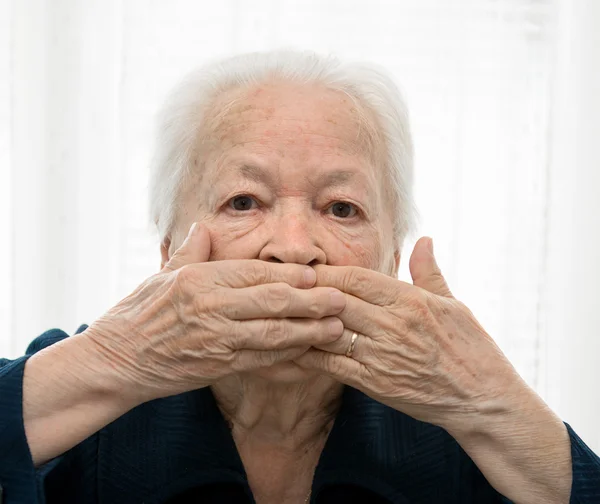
<box><xmin>0</xmin><ymin>327</ymin><xmax>599</xmax><ymax>503</ymax></box>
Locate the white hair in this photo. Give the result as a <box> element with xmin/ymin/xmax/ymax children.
<box><xmin>149</xmin><ymin>49</ymin><xmax>417</xmax><ymax>247</ymax></box>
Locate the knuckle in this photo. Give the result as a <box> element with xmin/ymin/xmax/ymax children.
<box><xmin>238</xmin><ymin>349</ymin><xmax>276</xmax><ymax>370</ymax></box>
<box><xmin>218</xmin><ymin>261</ymin><xmax>267</xmax><ymax>287</ymax></box>
<box><xmin>261</xmin><ymin>319</ymin><xmax>289</xmax><ymax>348</ymax></box>
<box><xmin>212</xmin><ymin>289</ymin><xmax>241</xmax><ymax>319</ymax></box>
<box><xmin>246</xmin><ymin>260</ymin><xmax>270</xmax><ymax>285</ymax></box>
<box><xmin>231</xmin><ymin>323</ymin><xmax>258</xmax><ymax>354</ymax></box>
<box><xmin>257</xmin><ymin>350</ymin><xmax>279</xmax><ymax>367</ymax></box>
<box><xmin>340</xmin><ymin>268</ymin><xmax>356</xmax><ymax>291</ymax></box>
<box><xmin>263</xmin><ymin>283</ymin><xmax>292</xmax><ymax>314</ymax></box>
<box><xmin>172</xmin><ymin>265</ymin><xmax>198</xmax><ymax>294</ymax></box>
<box><xmin>407</xmin><ymin>292</ymin><xmax>435</xmax><ymax>329</ymax></box>
<box><xmin>305</xmin><ymin>292</ymin><xmax>324</xmax><ymax>317</ymax></box>
<box><xmin>224</xmin><ymin>319</ymin><xmax>239</xmax><ymax>344</ymax></box>
<box><xmin>343</xmin><ymin>267</ymin><xmax>368</xmax><ymax>291</ymax></box>
<box><xmin>391</xmin><ymin>315</ymin><xmax>410</xmax><ymax>336</ymax></box>
<box><xmin>409</xmin><ymin>292</ymin><xmax>430</xmax><ymax>316</ymax></box>
<box><xmin>324</xmin><ymin>355</ymin><xmax>344</xmax><ymax>375</ymax></box>
<box><xmin>192</xmin><ymin>290</ymin><xmax>222</xmax><ymax>319</ymax></box>
<box><xmin>230</xmin><ymin>352</ymin><xmax>250</xmax><ymax>373</ymax></box>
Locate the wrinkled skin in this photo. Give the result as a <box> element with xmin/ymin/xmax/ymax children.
<box><xmin>167</xmin><ymin>81</ymin><xmax>399</xmax><ymax>383</ymax></box>
<box><xmin>83</xmin><ymin>80</ymin><xmax>570</xmax><ymax>504</ymax></box>
<box><xmin>86</xmin><ymin>228</ymin><xmax>347</xmax><ymax>405</ymax></box>
<box><xmin>294</xmin><ymin>248</ymin><xmax>523</xmax><ymax>432</ymax></box>
<box><xmin>90</xmin><ymin>80</ymin><xmax>518</xmax><ymax>427</ymax></box>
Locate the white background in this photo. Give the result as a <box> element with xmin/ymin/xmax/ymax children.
<box><xmin>1</xmin><ymin>0</ymin><xmax>599</xmax><ymax>452</ymax></box>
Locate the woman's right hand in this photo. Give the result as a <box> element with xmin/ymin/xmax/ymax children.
<box><xmin>84</xmin><ymin>222</ymin><xmax>346</xmax><ymax>406</ymax></box>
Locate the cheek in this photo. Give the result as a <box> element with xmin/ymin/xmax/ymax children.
<box><xmin>205</xmin><ymin>221</ymin><xmax>266</xmax><ymax>261</ymax></box>
<box><xmin>327</xmin><ymin>236</ymin><xmax>381</xmax><ymax>269</ymax></box>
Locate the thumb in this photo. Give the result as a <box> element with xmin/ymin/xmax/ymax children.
<box><xmin>163</xmin><ymin>222</ymin><xmax>211</xmax><ymax>272</ymax></box>
<box><xmin>409</xmin><ymin>237</ymin><xmax>453</xmax><ymax>298</ymax></box>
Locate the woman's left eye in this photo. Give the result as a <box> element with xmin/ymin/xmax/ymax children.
<box><xmin>328</xmin><ymin>201</ymin><xmax>358</xmax><ymax>218</ymax></box>
<box><xmin>228</xmin><ymin>195</ymin><xmax>258</xmax><ymax>211</ymax></box>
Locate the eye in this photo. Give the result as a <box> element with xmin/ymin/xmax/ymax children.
<box><xmin>328</xmin><ymin>201</ymin><xmax>358</xmax><ymax>218</ymax></box>
<box><xmin>228</xmin><ymin>195</ymin><xmax>258</xmax><ymax>211</ymax></box>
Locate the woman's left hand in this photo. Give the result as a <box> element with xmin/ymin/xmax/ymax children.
<box><xmin>295</xmin><ymin>237</ymin><xmax>573</xmax><ymax>503</ymax></box>
<box><xmin>294</xmin><ymin>236</ymin><xmax>526</xmax><ymax>432</ymax></box>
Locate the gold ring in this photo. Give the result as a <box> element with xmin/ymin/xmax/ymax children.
<box><xmin>345</xmin><ymin>332</ymin><xmax>359</xmax><ymax>358</ymax></box>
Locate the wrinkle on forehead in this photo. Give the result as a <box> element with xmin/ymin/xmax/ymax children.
<box><xmin>178</xmin><ymin>81</ymin><xmax>395</xmax><ymax>239</ymax></box>
<box><xmin>169</xmin><ymin>82</ymin><xmax>399</xmax><ymax>273</ymax></box>
<box><xmin>197</xmin><ymin>81</ymin><xmax>384</xmax><ymax>167</ymax></box>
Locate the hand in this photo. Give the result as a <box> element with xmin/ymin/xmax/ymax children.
<box><xmin>293</xmin><ymin>237</ymin><xmax>522</xmax><ymax>431</ymax></box>
<box><xmin>84</xmin><ymin>222</ymin><xmax>346</xmax><ymax>406</ymax></box>
<box><xmin>294</xmin><ymin>237</ymin><xmax>573</xmax><ymax>503</ymax></box>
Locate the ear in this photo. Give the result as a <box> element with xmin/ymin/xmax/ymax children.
<box><xmin>384</xmin><ymin>248</ymin><xmax>401</xmax><ymax>277</ymax></box>
<box><xmin>160</xmin><ymin>236</ymin><xmax>171</xmax><ymax>270</ymax></box>
<box><xmin>393</xmin><ymin>249</ymin><xmax>401</xmax><ymax>276</ymax></box>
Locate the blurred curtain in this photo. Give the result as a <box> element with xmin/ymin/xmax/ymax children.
<box><xmin>0</xmin><ymin>0</ymin><xmax>598</xmax><ymax>450</ymax></box>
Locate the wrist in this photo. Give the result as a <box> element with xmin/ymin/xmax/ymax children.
<box><xmin>71</xmin><ymin>325</ymin><xmax>146</xmax><ymax>410</ymax></box>
<box><xmin>443</xmin><ymin>381</ymin><xmax>572</xmax><ymax>504</ymax></box>
<box><xmin>23</xmin><ymin>331</ymin><xmax>140</xmax><ymax>465</ymax></box>
<box><xmin>441</xmin><ymin>356</ymin><xmax>542</xmax><ymax>432</ymax></box>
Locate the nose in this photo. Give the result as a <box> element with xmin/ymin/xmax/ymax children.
<box><xmin>258</xmin><ymin>212</ymin><xmax>326</xmax><ymax>266</ymax></box>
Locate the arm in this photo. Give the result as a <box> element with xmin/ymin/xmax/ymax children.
<box><xmin>22</xmin><ymin>330</ymin><xmax>138</xmax><ymax>466</ymax></box>
<box><xmin>446</xmin><ymin>381</ymin><xmax>573</xmax><ymax>504</ymax></box>
<box><xmin>2</xmin><ymin>222</ymin><xmax>346</xmax><ymax>502</ymax></box>
<box><xmin>21</xmin><ymin>222</ymin><xmax>335</xmax><ymax>467</ymax></box>
<box><xmin>1</xmin><ymin>222</ymin><xmax>347</xmax><ymax>503</ymax></box>
<box><xmin>0</xmin><ymin>328</ymin><xmax>121</xmax><ymax>504</ymax></box>
<box><xmin>295</xmin><ymin>241</ymin><xmax>600</xmax><ymax>504</ymax></box>
<box><xmin>449</xmin><ymin>380</ymin><xmax>600</xmax><ymax>504</ymax></box>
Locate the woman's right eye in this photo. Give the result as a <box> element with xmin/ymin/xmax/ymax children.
<box><xmin>228</xmin><ymin>195</ymin><xmax>258</xmax><ymax>211</ymax></box>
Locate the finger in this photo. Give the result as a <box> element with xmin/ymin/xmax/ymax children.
<box><xmin>163</xmin><ymin>222</ymin><xmax>211</xmax><ymax>272</ymax></box>
<box><xmin>314</xmin><ymin>327</ymin><xmax>371</xmax><ymax>362</ymax></box>
<box><xmin>232</xmin><ymin>346</ymin><xmax>312</xmax><ymax>371</ymax></box>
<box><xmin>293</xmin><ymin>348</ymin><xmax>367</xmax><ymax>388</ymax></box>
<box><xmin>314</xmin><ymin>265</ymin><xmax>412</xmax><ymax>306</ymax></box>
<box><xmin>221</xmin><ymin>284</ymin><xmax>346</xmax><ymax>320</ymax></box>
<box><xmin>230</xmin><ymin>316</ymin><xmax>344</xmax><ymax>350</ymax></box>
<box><xmin>210</xmin><ymin>260</ymin><xmax>317</xmax><ymax>290</ymax></box>
<box><xmin>291</xmin><ymin>289</ymin><xmax>391</xmax><ymax>340</ymax></box>
<box><xmin>409</xmin><ymin>237</ymin><xmax>454</xmax><ymax>298</ymax></box>
<box><xmin>333</xmin><ymin>293</ymin><xmax>386</xmax><ymax>338</ymax></box>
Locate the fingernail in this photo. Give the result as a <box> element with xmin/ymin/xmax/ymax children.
<box><xmin>327</xmin><ymin>317</ymin><xmax>343</xmax><ymax>337</ymax></box>
<box><xmin>188</xmin><ymin>222</ymin><xmax>198</xmax><ymax>237</ymax></box>
<box><xmin>329</xmin><ymin>290</ymin><xmax>346</xmax><ymax>310</ymax></box>
<box><xmin>428</xmin><ymin>237</ymin><xmax>434</xmax><ymax>254</ymax></box>
<box><xmin>304</xmin><ymin>268</ymin><xmax>316</xmax><ymax>286</ymax></box>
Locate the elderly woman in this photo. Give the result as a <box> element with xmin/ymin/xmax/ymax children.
<box><xmin>0</xmin><ymin>51</ymin><xmax>599</xmax><ymax>504</ymax></box>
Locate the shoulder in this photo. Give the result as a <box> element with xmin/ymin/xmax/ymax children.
<box><xmin>25</xmin><ymin>324</ymin><xmax>88</xmax><ymax>356</ymax></box>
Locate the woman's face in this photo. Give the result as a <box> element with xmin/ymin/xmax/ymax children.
<box><xmin>174</xmin><ymin>82</ymin><xmax>398</xmax><ymax>273</ymax></box>
<box><xmin>166</xmin><ymin>81</ymin><xmax>400</xmax><ymax>381</ymax></box>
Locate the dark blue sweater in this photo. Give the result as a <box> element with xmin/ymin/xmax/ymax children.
<box><xmin>1</xmin><ymin>327</ymin><xmax>599</xmax><ymax>503</ymax></box>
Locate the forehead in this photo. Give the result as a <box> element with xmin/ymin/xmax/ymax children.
<box><xmin>200</xmin><ymin>81</ymin><xmax>382</xmax><ymax>165</ymax></box>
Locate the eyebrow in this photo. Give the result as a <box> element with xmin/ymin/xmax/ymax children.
<box><xmin>315</xmin><ymin>169</ymin><xmax>359</xmax><ymax>188</ymax></box>
<box><xmin>229</xmin><ymin>164</ymin><xmax>365</xmax><ymax>190</ymax></box>
<box><xmin>235</xmin><ymin>164</ymin><xmax>276</xmax><ymax>186</ymax></box>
